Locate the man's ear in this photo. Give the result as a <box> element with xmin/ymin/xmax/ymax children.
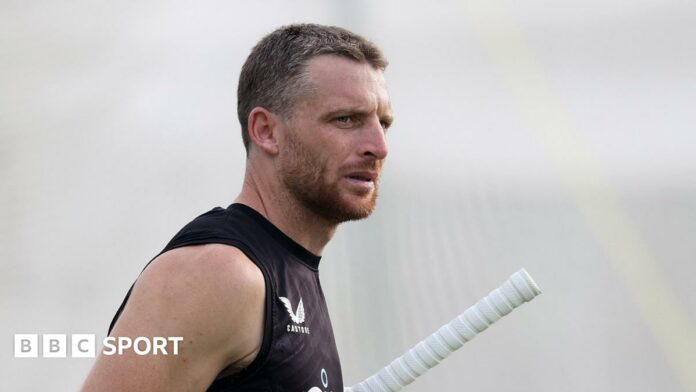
<box><xmin>247</xmin><ymin>107</ymin><xmax>281</xmax><ymax>155</ymax></box>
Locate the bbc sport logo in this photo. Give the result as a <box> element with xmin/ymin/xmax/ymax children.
<box><xmin>14</xmin><ymin>334</ymin><xmax>183</xmax><ymax>358</ymax></box>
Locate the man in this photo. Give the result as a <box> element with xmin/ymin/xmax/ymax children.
<box><xmin>82</xmin><ymin>23</ymin><xmax>393</xmax><ymax>391</ymax></box>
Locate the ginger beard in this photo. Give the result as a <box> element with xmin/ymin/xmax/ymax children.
<box><xmin>278</xmin><ymin>129</ymin><xmax>381</xmax><ymax>224</ymax></box>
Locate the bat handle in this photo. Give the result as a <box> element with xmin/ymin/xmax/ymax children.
<box><xmin>345</xmin><ymin>269</ymin><xmax>541</xmax><ymax>392</ymax></box>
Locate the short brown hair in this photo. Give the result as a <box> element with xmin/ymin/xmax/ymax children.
<box><xmin>237</xmin><ymin>23</ymin><xmax>388</xmax><ymax>153</ymax></box>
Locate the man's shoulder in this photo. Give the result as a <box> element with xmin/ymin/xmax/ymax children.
<box><xmin>170</xmin><ymin>207</ymin><xmax>229</xmax><ymax>237</ymax></box>
<box><xmin>144</xmin><ymin>243</ymin><xmax>264</xmax><ymax>295</ymax></box>
<box><xmin>92</xmin><ymin>243</ymin><xmax>266</xmax><ymax>391</ymax></box>
<box><xmin>164</xmin><ymin>205</ymin><xmax>259</xmax><ymax>250</ymax></box>
<box><xmin>119</xmin><ymin>243</ymin><xmax>266</xmax><ymax>354</ymax></box>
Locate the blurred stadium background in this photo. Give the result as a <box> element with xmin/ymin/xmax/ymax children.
<box><xmin>2</xmin><ymin>0</ymin><xmax>695</xmax><ymax>390</ymax></box>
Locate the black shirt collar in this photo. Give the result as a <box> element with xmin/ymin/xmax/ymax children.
<box><xmin>228</xmin><ymin>203</ymin><xmax>322</xmax><ymax>270</ymax></box>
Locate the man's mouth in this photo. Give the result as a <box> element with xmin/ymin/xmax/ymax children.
<box><xmin>343</xmin><ymin>171</ymin><xmax>378</xmax><ymax>192</ymax></box>
<box><xmin>347</xmin><ymin>175</ymin><xmax>372</xmax><ymax>182</ymax></box>
<box><xmin>345</xmin><ymin>171</ymin><xmax>377</xmax><ymax>182</ymax></box>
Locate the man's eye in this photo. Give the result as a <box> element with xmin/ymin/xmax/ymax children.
<box><xmin>334</xmin><ymin>116</ymin><xmax>357</xmax><ymax>127</ymax></box>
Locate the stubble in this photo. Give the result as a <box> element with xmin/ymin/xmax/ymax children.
<box><xmin>279</xmin><ymin>131</ymin><xmax>379</xmax><ymax>224</ymax></box>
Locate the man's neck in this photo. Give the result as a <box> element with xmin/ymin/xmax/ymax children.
<box><xmin>234</xmin><ymin>168</ymin><xmax>337</xmax><ymax>256</ymax></box>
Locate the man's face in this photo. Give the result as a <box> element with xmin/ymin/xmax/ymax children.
<box><xmin>277</xmin><ymin>55</ymin><xmax>393</xmax><ymax>223</ymax></box>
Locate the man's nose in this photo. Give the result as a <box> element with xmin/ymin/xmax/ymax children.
<box><xmin>359</xmin><ymin>118</ymin><xmax>388</xmax><ymax>160</ymax></box>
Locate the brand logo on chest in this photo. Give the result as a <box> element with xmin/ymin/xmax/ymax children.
<box><xmin>307</xmin><ymin>368</ymin><xmax>332</xmax><ymax>392</ymax></box>
<box><xmin>278</xmin><ymin>296</ymin><xmax>311</xmax><ymax>335</ymax></box>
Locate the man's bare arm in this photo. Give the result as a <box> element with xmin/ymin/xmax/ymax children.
<box><xmin>81</xmin><ymin>243</ymin><xmax>265</xmax><ymax>392</ymax></box>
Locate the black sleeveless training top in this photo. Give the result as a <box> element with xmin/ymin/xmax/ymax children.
<box><xmin>108</xmin><ymin>203</ymin><xmax>344</xmax><ymax>392</ymax></box>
